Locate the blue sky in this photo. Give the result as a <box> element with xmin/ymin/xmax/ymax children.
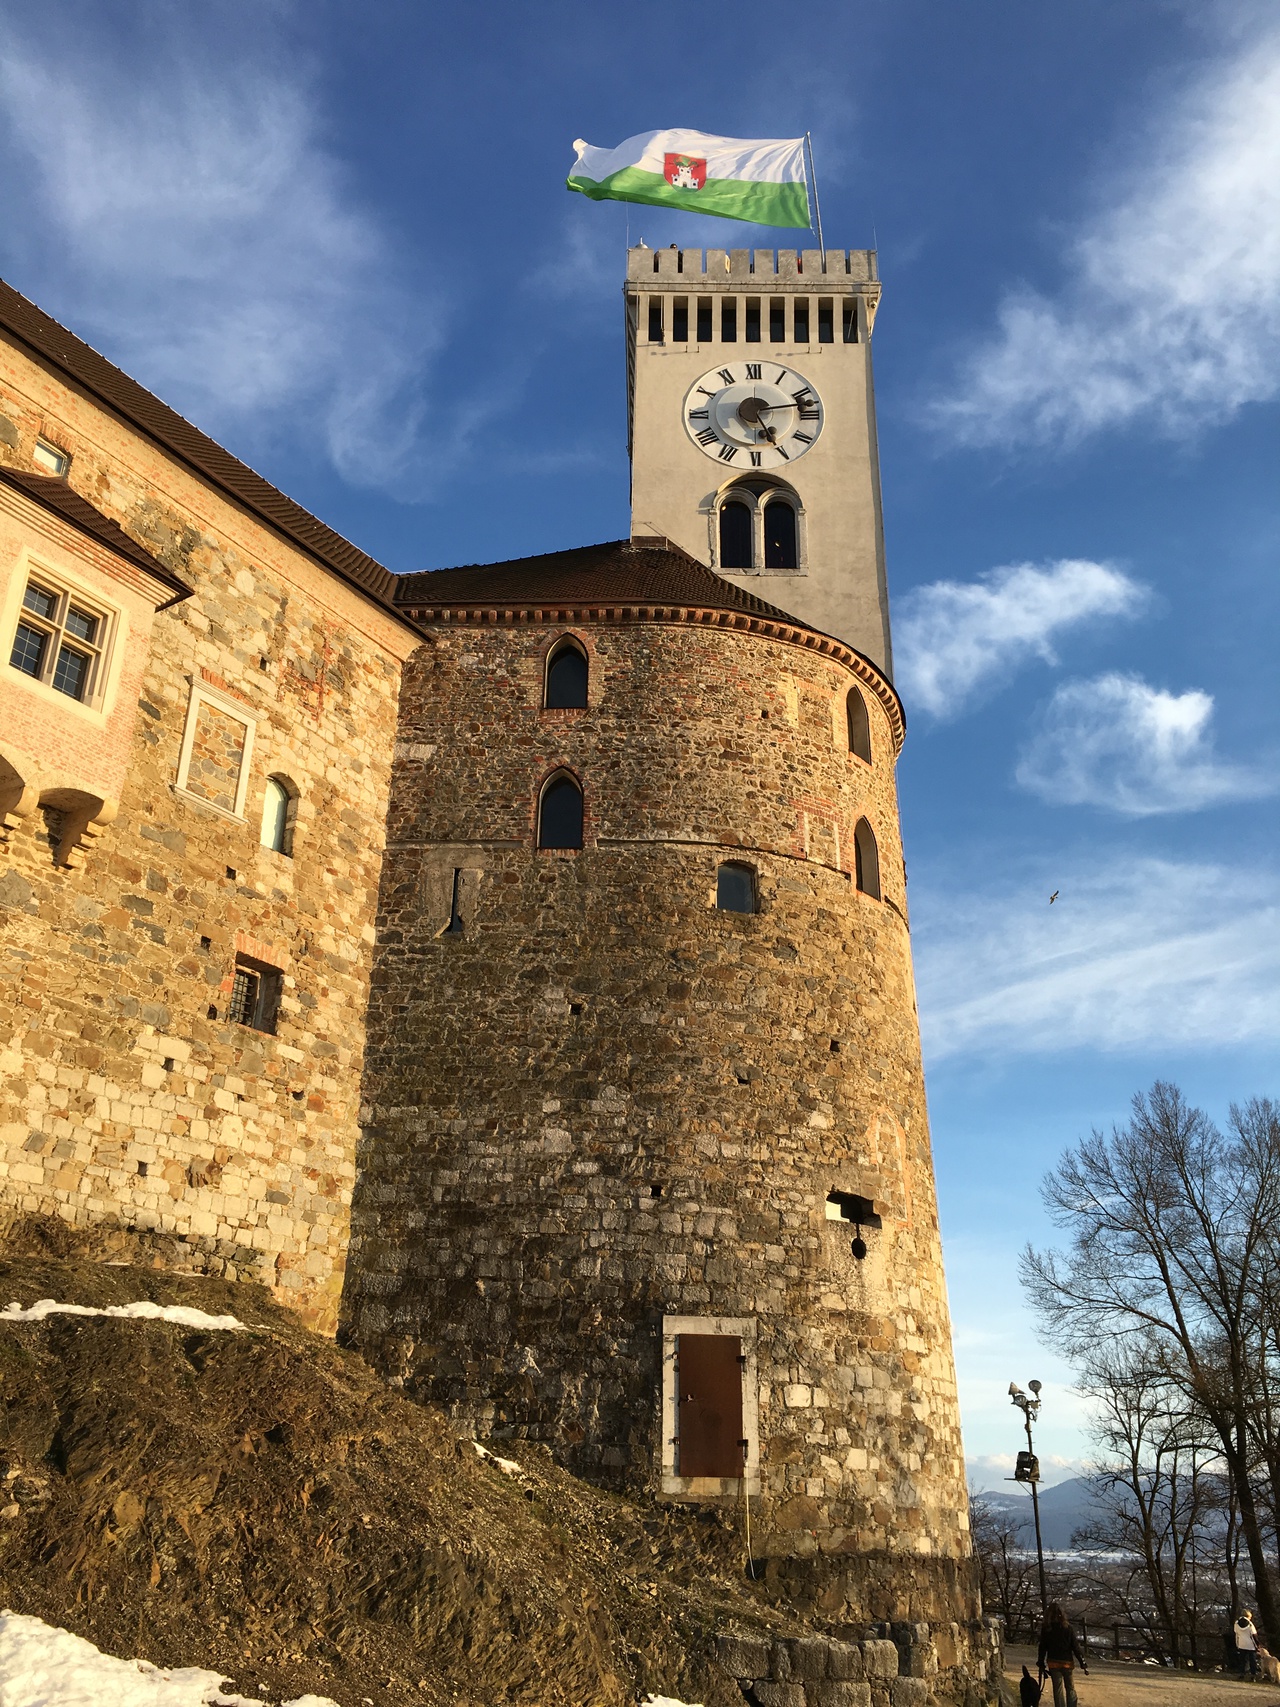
<box><xmin>2</xmin><ymin>0</ymin><xmax>1276</xmax><ymax>1484</ymax></box>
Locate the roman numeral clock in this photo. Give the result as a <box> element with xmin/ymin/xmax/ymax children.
<box><xmin>625</xmin><ymin>245</ymin><xmax>891</xmax><ymax>674</ymax></box>
<box><xmin>685</xmin><ymin>362</ymin><xmax>824</xmax><ymax>469</ymax></box>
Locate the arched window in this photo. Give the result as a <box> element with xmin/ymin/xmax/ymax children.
<box><xmin>718</xmin><ymin>500</ymin><xmax>753</xmax><ymax>570</ymax></box>
<box><xmin>260</xmin><ymin>775</ymin><xmax>297</xmax><ymax>856</ymax></box>
<box><xmin>854</xmin><ymin>818</ymin><xmax>880</xmax><ymax>900</ymax></box>
<box><xmin>846</xmin><ymin>687</ymin><xmax>871</xmax><ymax>763</ymax></box>
<box><xmin>538</xmin><ymin>772</ymin><xmax>583</xmax><ymax>850</ymax></box>
<box><xmin>716</xmin><ymin>861</ymin><xmax>757</xmax><ymax>914</ymax></box>
<box><xmin>545</xmin><ymin>638</ymin><xmax>588</xmax><ymax>709</ymax></box>
<box><xmin>763</xmin><ymin>499</ymin><xmax>797</xmax><ymax>570</ymax></box>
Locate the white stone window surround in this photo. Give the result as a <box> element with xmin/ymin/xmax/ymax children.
<box><xmin>659</xmin><ymin>1313</ymin><xmax>760</xmax><ymax>1499</ymax></box>
<box><xmin>172</xmin><ymin>676</ymin><xmax>258</xmax><ymax>822</ymax></box>
<box><xmin>706</xmin><ymin>481</ymin><xmax>807</xmax><ymax>578</ymax></box>
<box><xmin>1</xmin><ymin>549</ymin><xmax>124</xmax><ymax>723</ymax></box>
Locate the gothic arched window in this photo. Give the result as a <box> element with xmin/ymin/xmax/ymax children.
<box><xmin>763</xmin><ymin>499</ymin><xmax>797</xmax><ymax>570</ymax></box>
<box><xmin>538</xmin><ymin>772</ymin><xmax>584</xmax><ymax>850</ymax></box>
<box><xmin>718</xmin><ymin>500</ymin><xmax>753</xmax><ymax>570</ymax></box>
<box><xmin>545</xmin><ymin>637</ymin><xmax>588</xmax><ymax>709</ymax></box>
<box><xmin>716</xmin><ymin>861</ymin><xmax>757</xmax><ymax>914</ymax></box>
<box><xmin>854</xmin><ymin>818</ymin><xmax>880</xmax><ymax>900</ymax></box>
<box><xmin>846</xmin><ymin>687</ymin><xmax>871</xmax><ymax>763</ymax></box>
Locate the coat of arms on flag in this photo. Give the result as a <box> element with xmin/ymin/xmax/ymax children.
<box><xmin>664</xmin><ymin>153</ymin><xmax>707</xmax><ymax>191</ymax></box>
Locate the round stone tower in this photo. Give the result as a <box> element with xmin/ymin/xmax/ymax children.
<box><xmin>344</xmin><ymin>539</ymin><xmax>977</xmax><ymax>1629</ymax></box>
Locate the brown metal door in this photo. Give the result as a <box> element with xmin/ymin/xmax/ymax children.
<box><xmin>676</xmin><ymin>1333</ymin><xmax>744</xmax><ymax>1477</ymax></box>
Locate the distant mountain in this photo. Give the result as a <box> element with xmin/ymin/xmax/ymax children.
<box><xmin>976</xmin><ymin>1476</ymin><xmax>1106</xmax><ymax>1552</ymax></box>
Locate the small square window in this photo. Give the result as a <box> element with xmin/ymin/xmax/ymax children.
<box><xmin>228</xmin><ymin>955</ymin><xmax>282</xmax><ymax>1034</ymax></box>
<box><xmin>32</xmin><ymin>439</ymin><xmax>70</xmax><ymax>477</ymax></box>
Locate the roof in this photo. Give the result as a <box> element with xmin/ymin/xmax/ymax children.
<box><xmin>0</xmin><ymin>464</ymin><xmax>192</xmax><ymax>604</ymax></box>
<box><xmin>396</xmin><ymin>538</ymin><xmax>807</xmax><ymax>624</ymax></box>
<box><xmin>397</xmin><ymin>538</ymin><xmax>906</xmax><ymax>749</ymax></box>
<box><xmin>0</xmin><ymin>275</ymin><xmax>417</xmax><ymax>634</ymax></box>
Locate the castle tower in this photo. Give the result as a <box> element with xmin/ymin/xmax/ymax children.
<box><xmin>626</xmin><ymin>245</ymin><xmax>889</xmax><ymax>668</ymax></box>
<box><xmin>343</xmin><ymin>249</ymin><xmax>977</xmax><ymax>1632</ymax></box>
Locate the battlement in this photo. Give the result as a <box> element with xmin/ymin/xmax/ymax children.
<box><xmin>626</xmin><ymin>245</ymin><xmax>878</xmax><ymax>289</ymax></box>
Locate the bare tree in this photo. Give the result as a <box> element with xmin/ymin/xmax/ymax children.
<box><xmin>1020</xmin><ymin>1083</ymin><xmax>1280</xmax><ymax>1644</ymax></box>
<box><xmin>969</xmin><ymin>1487</ymin><xmax>1043</xmax><ymax>1640</ymax></box>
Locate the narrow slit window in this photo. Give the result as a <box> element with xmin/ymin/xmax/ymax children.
<box><xmin>793</xmin><ymin>299</ymin><xmax>810</xmax><ymax>342</ymax></box>
<box><xmin>817</xmin><ymin>299</ymin><xmax>834</xmax><ymax>343</ymax></box>
<box><xmin>721</xmin><ymin>299</ymin><xmax>737</xmax><ymax>342</ymax></box>
<box><xmin>846</xmin><ymin>688</ymin><xmax>871</xmax><ymax>762</ymax></box>
<box><xmin>842</xmin><ymin>301</ymin><xmax>859</xmax><ymax>343</ymax></box>
<box><xmin>718</xmin><ymin>501</ymin><xmax>753</xmax><ymax>571</ymax></box>
<box><xmin>260</xmin><ymin>776</ymin><xmax>297</xmax><ymax>855</ymax></box>
<box><xmin>696</xmin><ymin>299</ymin><xmax>713</xmax><ymax>342</ymax></box>
<box><xmin>716</xmin><ymin>861</ymin><xmax>757</xmax><ymax>913</ymax></box>
<box><xmin>769</xmin><ymin>299</ymin><xmax>786</xmax><ymax>342</ymax></box>
<box><xmin>648</xmin><ymin>298</ymin><xmax>663</xmax><ymax>342</ymax></box>
<box><xmin>763</xmin><ymin>500</ymin><xmax>797</xmax><ymax>570</ymax></box>
<box><xmin>538</xmin><ymin>773</ymin><xmax>583</xmax><ymax>850</ymax></box>
<box><xmin>545</xmin><ymin>639</ymin><xmax>588</xmax><ymax>709</ymax></box>
<box><xmin>854</xmin><ymin>819</ymin><xmax>880</xmax><ymax>900</ymax></box>
<box><xmin>744</xmin><ymin>299</ymin><xmax>761</xmax><ymax>343</ymax></box>
<box><xmin>672</xmin><ymin>297</ymin><xmax>689</xmax><ymax>341</ymax></box>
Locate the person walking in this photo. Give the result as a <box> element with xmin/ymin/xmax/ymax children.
<box><xmin>1235</xmin><ymin>1611</ymin><xmax>1261</xmax><ymax>1680</ymax></box>
<box><xmin>1037</xmin><ymin>1603</ymin><xmax>1089</xmax><ymax>1707</ymax></box>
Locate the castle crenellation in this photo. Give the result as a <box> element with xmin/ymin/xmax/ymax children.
<box><xmin>0</xmin><ymin>246</ymin><xmax>990</xmax><ymax>1666</ymax></box>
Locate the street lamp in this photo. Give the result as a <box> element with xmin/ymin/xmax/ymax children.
<box><xmin>1010</xmin><ymin>1379</ymin><xmax>1048</xmax><ymax>1627</ymax></box>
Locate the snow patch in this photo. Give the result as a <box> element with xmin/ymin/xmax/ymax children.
<box><xmin>0</xmin><ymin>1298</ymin><xmax>246</xmax><ymax>1331</ymax></box>
<box><xmin>0</xmin><ymin>1610</ymin><xmax>338</xmax><ymax>1705</ymax></box>
<box><xmin>471</xmin><ymin>1441</ymin><xmax>524</xmax><ymax>1476</ymax></box>
<box><xmin>640</xmin><ymin>1697</ymin><xmax>704</xmax><ymax>1707</ymax></box>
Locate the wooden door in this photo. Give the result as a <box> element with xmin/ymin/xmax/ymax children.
<box><xmin>676</xmin><ymin>1333</ymin><xmax>744</xmax><ymax>1477</ymax></box>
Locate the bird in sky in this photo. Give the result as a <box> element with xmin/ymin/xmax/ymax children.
<box><xmin>1049</xmin><ymin>891</ymin><xmax>1059</xmax><ymax>904</ymax></box>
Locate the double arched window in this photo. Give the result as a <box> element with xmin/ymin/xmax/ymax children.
<box><xmin>853</xmin><ymin>818</ymin><xmax>880</xmax><ymax>900</ymax></box>
<box><xmin>715</xmin><ymin>481</ymin><xmax>802</xmax><ymax>574</ymax></box>
<box><xmin>846</xmin><ymin>687</ymin><xmax>871</xmax><ymax>763</ymax></box>
<box><xmin>538</xmin><ymin>771</ymin><xmax>584</xmax><ymax>850</ymax></box>
<box><xmin>260</xmin><ymin>775</ymin><xmax>298</xmax><ymax>856</ymax></box>
<box><xmin>544</xmin><ymin>637</ymin><xmax>588</xmax><ymax>709</ymax></box>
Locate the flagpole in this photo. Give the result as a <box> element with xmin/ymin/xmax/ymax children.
<box><xmin>805</xmin><ymin>131</ymin><xmax>826</xmax><ymax>271</ymax></box>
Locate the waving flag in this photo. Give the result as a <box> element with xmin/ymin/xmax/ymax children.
<box><xmin>568</xmin><ymin>130</ymin><xmax>810</xmax><ymax>228</ymax></box>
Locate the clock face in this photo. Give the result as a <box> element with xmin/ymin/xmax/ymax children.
<box><xmin>683</xmin><ymin>361</ymin><xmax>824</xmax><ymax>470</ymax></box>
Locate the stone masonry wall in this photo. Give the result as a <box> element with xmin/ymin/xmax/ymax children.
<box><xmin>345</xmin><ymin>612</ymin><xmax>977</xmax><ymax>1624</ymax></box>
<box><xmin>0</xmin><ymin>334</ymin><xmax>418</xmax><ymax>1330</ymax></box>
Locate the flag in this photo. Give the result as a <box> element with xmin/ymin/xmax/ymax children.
<box><xmin>567</xmin><ymin>129</ymin><xmax>810</xmax><ymax>228</ymax></box>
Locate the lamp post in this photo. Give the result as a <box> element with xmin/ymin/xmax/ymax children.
<box><xmin>1010</xmin><ymin>1379</ymin><xmax>1049</xmax><ymax>1628</ymax></box>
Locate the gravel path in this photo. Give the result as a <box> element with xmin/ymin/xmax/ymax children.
<box><xmin>1005</xmin><ymin>1645</ymin><xmax>1279</xmax><ymax>1707</ymax></box>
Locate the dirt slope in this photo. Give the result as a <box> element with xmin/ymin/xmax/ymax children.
<box><xmin>0</xmin><ymin>1228</ymin><xmax>790</xmax><ymax>1707</ymax></box>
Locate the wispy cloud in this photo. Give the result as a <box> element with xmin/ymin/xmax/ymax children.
<box><xmin>930</xmin><ymin>23</ymin><xmax>1280</xmax><ymax>449</ymax></box>
<box><xmin>1017</xmin><ymin>673</ymin><xmax>1272</xmax><ymax>814</ymax></box>
<box><xmin>914</xmin><ymin>856</ymin><xmax>1280</xmax><ymax>1061</ymax></box>
<box><xmin>0</xmin><ymin>15</ymin><xmax>444</xmax><ymax>495</ymax></box>
<box><xmin>895</xmin><ymin>559</ymin><xmax>1145</xmax><ymax>719</ymax></box>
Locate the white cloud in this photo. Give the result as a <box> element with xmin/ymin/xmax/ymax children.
<box><xmin>914</xmin><ymin>856</ymin><xmax>1280</xmax><ymax>1061</ymax></box>
<box><xmin>1017</xmin><ymin>672</ymin><xmax>1272</xmax><ymax>814</ymax></box>
<box><xmin>931</xmin><ymin>23</ymin><xmax>1280</xmax><ymax>448</ymax></box>
<box><xmin>894</xmin><ymin>559</ymin><xmax>1145</xmax><ymax>719</ymax></box>
<box><xmin>0</xmin><ymin>17</ymin><xmax>443</xmax><ymax>495</ymax></box>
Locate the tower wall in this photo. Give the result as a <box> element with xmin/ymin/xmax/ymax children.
<box><xmin>626</xmin><ymin>247</ymin><xmax>891</xmax><ymax>671</ymax></box>
<box><xmin>345</xmin><ymin>607</ymin><xmax>975</xmax><ymax>1621</ymax></box>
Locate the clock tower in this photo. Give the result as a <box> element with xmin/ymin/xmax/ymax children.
<box><xmin>626</xmin><ymin>244</ymin><xmax>891</xmax><ymax>672</ymax></box>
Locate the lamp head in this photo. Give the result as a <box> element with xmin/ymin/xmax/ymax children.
<box><xmin>1028</xmin><ymin>1379</ymin><xmax>1042</xmax><ymax>1395</ymax></box>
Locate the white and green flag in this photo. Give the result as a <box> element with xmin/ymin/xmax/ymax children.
<box><xmin>567</xmin><ymin>129</ymin><xmax>810</xmax><ymax>228</ymax></box>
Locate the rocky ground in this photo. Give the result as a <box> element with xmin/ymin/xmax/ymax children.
<box><xmin>0</xmin><ymin>1217</ymin><xmax>994</xmax><ymax>1707</ymax></box>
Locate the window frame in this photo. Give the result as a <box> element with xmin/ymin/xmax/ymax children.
<box><xmin>259</xmin><ymin>774</ymin><xmax>298</xmax><ymax>856</ymax></box>
<box><xmin>846</xmin><ymin>685</ymin><xmax>872</xmax><ymax>764</ymax></box>
<box><xmin>173</xmin><ymin>676</ymin><xmax>258</xmax><ymax>822</ymax></box>
<box><xmin>228</xmin><ymin>953</ymin><xmax>282</xmax><ymax>1034</ymax></box>
<box><xmin>854</xmin><ymin>817</ymin><xmax>881</xmax><ymax>900</ymax></box>
<box><xmin>660</xmin><ymin>1314</ymin><xmax>760</xmax><ymax>1499</ymax></box>
<box><xmin>715</xmin><ymin>860</ymin><xmax>758</xmax><ymax>915</ymax></box>
<box><xmin>543</xmin><ymin>635</ymin><xmax>590</xmax><ymax>710</ymax></box>
<box><xmin>710</xmin><ymin>481</ymin><xmax>804</xmax><ymax>576</ymax></box>
<box><xmin>4</xmin><ymin>558</ymin><xmax>118</xmax><ymax>714</ymax></box>
<box><xmin>536</xmin><ymin>767</ymin><xmax>585</xmax><ymax>851</ymax></box>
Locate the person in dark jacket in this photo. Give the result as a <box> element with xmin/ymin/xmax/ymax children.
<box><xmin>1038</xmin><ymin>1604</ymin><xmax>1089</xmax><ymax>1707</ymax></box>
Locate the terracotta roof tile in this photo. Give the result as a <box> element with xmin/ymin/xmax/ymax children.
<box><xmin>395</xmin><ymin>538</ymin><xmax>809</xmax><ymax>625</ymax></box>
<box><xmin>0</xmin><ymin>275</ymin><xmax>417</xmax><ymax>634</ymax></box>
<box><xmin>0</xmin><ymin>465</ymin><xmax>192</xmax><ymax>604</ymax></box>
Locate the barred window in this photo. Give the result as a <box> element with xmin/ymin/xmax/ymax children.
<box><xmin>228</xmin><ymin>955</ymin><xmax>282</xmax><ymax>1033</ymax></box>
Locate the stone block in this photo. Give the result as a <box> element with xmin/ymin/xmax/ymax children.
<box><xmin>753</xmin><ymin>1687</ymin><xmax>807</xmax><ymax>1707</ymax></box>
<box><xmin>715</xmin><ymin>1634</ymin><xmax>772</xmax><ymax>1679</ymax></box>
<box><xmin>861</xmin><ymin>1641</ymin><xmax>899</xmax><ymax>1680</ymax></box>
<box><xmin>826</xmin><ymin>1642</ymin><xmax>864</xmax><ymax>1681</ymax></box>
<box><xmin>888</xmin><ymin>1681</ymin><xmax>930</xmax><ymax>1707</ymax></box>
<box><xmin>787</xmin><ymin>1636</ymin><xmax>830</xmax><ymax>1682</ymax></box>
<box><xmin>815</xmin><ymin>1686</ymin><xmax>871</xmax><ymax>1707</ymax></box>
